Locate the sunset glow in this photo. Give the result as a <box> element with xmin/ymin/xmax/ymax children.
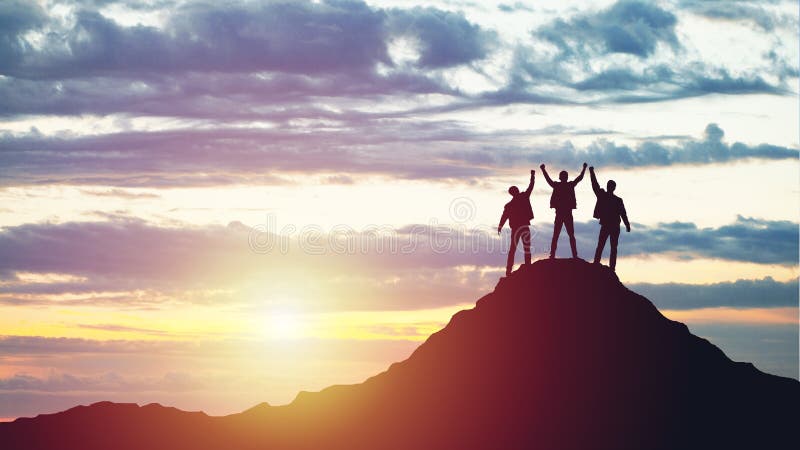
<box><xmin>0</xmin><ymin>0</ymin><xmax>797</xmax><ymax>420</ymax></box>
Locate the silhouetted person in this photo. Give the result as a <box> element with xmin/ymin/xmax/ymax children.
<box><xmin>540</xmin><ymin>163</ymin><xmax>586</xmax><ymax>259</ymax></box>
<box><xmin>589</xmin><ymin>166</ymin><xmax>630</xmax><ymax>271</ymax></box>
<box><xmin>498</xmin><ymin>170</ymin><xmax>535</xmax><ymax>276</ymax></box>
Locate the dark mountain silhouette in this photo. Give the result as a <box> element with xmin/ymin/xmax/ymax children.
<box><xmin>2</xmin><ymin>259</ymin><xmax>797</xmax><ymax>450</ymax></box>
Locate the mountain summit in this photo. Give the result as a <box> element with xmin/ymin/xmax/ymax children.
<box><xmin>2</xmin><ymin>259</ymin><xmax>797</xmax><ymax>449</ymax></box>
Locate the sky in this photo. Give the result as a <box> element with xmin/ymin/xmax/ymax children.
<box><xmin>0</xmin><ymin>0</ymin><xmax>798</xmax><ymax>420</ymax></box>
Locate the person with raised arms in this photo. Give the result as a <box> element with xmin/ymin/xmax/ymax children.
<box><xmin>498</xmin><ymin>169</ymin><xmax>536</xmax><ymax>276</ymax></box>
<box><xmin>540</xmin><ymin>162</ymin><xmax>587</xmax><ymax>260</ymax></box>
<box><xmin>589</xmin><ymin>166</ymin><xmax>631</xmax><ymax>271</ymax></box>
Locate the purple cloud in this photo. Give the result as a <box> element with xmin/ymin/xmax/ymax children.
<box><xmin>0</xmin><ymin>215</ymin><xmax>795</xmax><ymax>310</ymax></box>
<box><xmin>1</xmin><ymin>0</ymin><xmax>495</xmax><ymax>80</ymax></box>
<box><xmin>0</xmin><ymin>123</ymin><xmax>793</xmax><ymax>188</ymax></box>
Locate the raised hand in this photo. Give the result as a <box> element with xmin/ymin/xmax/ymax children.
<box><xmin>539</xmin><ymin>164</ymin><xmax>545</xmax><ymax>170</ymax></box>
<box><xmin>582</xmin><ymin>162</ymin><xmax>588</xmax><ymax>169</ymax></box>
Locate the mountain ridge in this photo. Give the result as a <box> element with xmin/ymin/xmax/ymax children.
<box><xmin>2</xmin><ymin>259</ymin><xmax>797</xmax><ymax>449</ymax></box>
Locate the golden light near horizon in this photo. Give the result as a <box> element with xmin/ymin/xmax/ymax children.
<box><xmin>266</xmin><ymin>311</ymin><xmax>308</xmax><ymax>341</ymax></box>
<box><xmin>0</xmin><ymin>0</ymin><xmax>797</xmax><ymax>425</ymax></box>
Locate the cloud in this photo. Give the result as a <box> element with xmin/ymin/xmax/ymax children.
<box><xmin>498</xmin><ymin>3</ymin><xmax>534</xmax><ymax>13</ymax></box>
<box><xmin>548</xmin><ymin>216</ymin><xmax>797</xmax><ymax>267</ymax></box>
<box><xmin>1</xmin><ymin>0</ymin><xmax>494</xmax><ymax>80</ymax></box>
<box><xmin>0</xmin><ymin>215</ymin><xmax>795</xmax><ymax>310</ymax></box>
<box><xmin>324</xmin><ymin>175</ymin><xmax>355</xmax><ymax>185</ymax></box>
<box><xmin>683</xmin><ymin>69</ymin><xmax>786</xmax><ymax>96</ymax></box>
<box><xmin>536</xmin><ymin>0</ymin><xmax>679</xmax><ymax>59</ymax></box>
<box><xmin>571</xmin><ymin>66</ymin><xmax>785</xmax><ymax>100</ymax></box>
<box><xmin>0</xmin><ymin>0</ymin><xmax>792</xmax><ymax>129</ymax></box>
<box><xmin>507</xmin><ymin>51</ymin><xmax>785</xmax><ymax>105</ymax></box>
<box><xmin>680</xmin><ymin>0</ymin><xmax>797</xmax><ymax>32</ymax></box>
<box><xmin>0</xmin><ymin>124</ymin><xmax>493</xmax><ymax>187</ymax></box>
<box><xmin>0</xmin><ymin>217</ymin><xmax>504</xmax><ymax>309</ymax></box>
<box><xmin>0</xmin><ymin>0</ymin><xmax>791</xmax><ymax>130</ymax></box>
<box><xmin>0</xmin><ymin>371</ymin><xmax>201</xmax><ymax>393</ymax></box>
<box><xmin>0</xmin><ymin>1</ymin><xmax>491</xmax><ymax>121</ymax></box>
<box><xmin>0</xmin><ymin>70</ymin><xmax>452</xmax><ymax>118</ymax></box>
<box><xmin>571</xmin><ymin>65</ymin><xmax>673</xmax><ymax>91</ymax></box>
<box><xmin>0</xmin><ymin>122</ymin><xmax>795</xmax><ymax>188</ymax></box>
<box><xmin>631</xmin><ymin>277</ymin><xmax>798</xmax><ymax>310</ymax></box>
<box><xmin>615</xmin><ymin>216</ymin><xmax>799</xmax><ymax>265</ymax></box>
<box><xmin>392</xmin><ymin>216</ymin><xmax>799</xmax><ymax>268</ymax></box>
<box><xmin>0</xmin><ymin>0</ymin><xmax>46</xmax><ymax>69</ymax></box>
<box><xmin>387</xmin><ymin>6</ymin><xmax>495</xmax><ymax>68</ymax></box>
<box><xmin>0</xmin><ymin>334</ymin><xmax>418</xmax><ymax>359</ymax></box>
<box><xmin>447</xmin><ymin>123</ymin><xmax>798</xmax><ymax>169</ymax></box>
<box><xmin>77</xmin><ymin>323</ymin><xmax>168</xmax><ymax>335</ymax></box>
<box><xmin>79</xmin><ymin>189</ymin><xmax>160</xmax><ymax>199</ymax></box>
<box><xmin>499</xmin><ymin>0</ymin><xmax>791</xmax><ymax>104</ymax></box>
<box><xmin>2</xmin><ymin>1</ymin><xmax>389</xmax><ymax>78</ymax></box>
<box><xmin>0</xmin><ymin>218</ymin><xmax>256</xmax><ymax>290</ymax></box>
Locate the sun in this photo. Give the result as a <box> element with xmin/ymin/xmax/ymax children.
<box><xmin>267</xmin><ymin>312</ymin><xmax>305</xmax><ymax>340</ymax></box>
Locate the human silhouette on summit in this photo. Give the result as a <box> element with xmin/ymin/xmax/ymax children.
<box><xmin>540</xmin><ymin>163</ymin><xmax>586</xmax><ymax>259</ymax></box>
<box><xmin>498</xmin><ymin>169</ymin><xmax>535</xmax><ymax>276</ymax></box>
<box><xmin>590</xmin><ymin>166</ymin><xmax>630</xmax><ymax>271</ymax></box>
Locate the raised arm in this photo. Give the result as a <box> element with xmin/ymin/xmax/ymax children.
<box><xmin>571</xmin><ymin>162</ymin><xmax>587</xmax><ymax>186</ymax></box>
<box><xmin>589</xmin><ymin>166</ymin><xmax>601</xmax><ymax>195</ymax></box>
<box><xmin>523</xmin><ymin>169</ymin><xmax>535</xmax><ymax>195</ymax></box>
<box><xmin>539</xmin><ymin>164</ymin><xmax>555</xmax><ymax>187</ymax></box>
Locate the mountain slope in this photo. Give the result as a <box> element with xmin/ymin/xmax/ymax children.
<box><xmin>2</xmin><ymin>259</ymin><xmax>797</xmax><ymax>449</ymax></box>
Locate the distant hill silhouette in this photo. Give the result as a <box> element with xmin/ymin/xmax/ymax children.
<box><xmin>2</xmin><ymin>259</ymin><xmax>797</xmax><ymax>449</ymax></box>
